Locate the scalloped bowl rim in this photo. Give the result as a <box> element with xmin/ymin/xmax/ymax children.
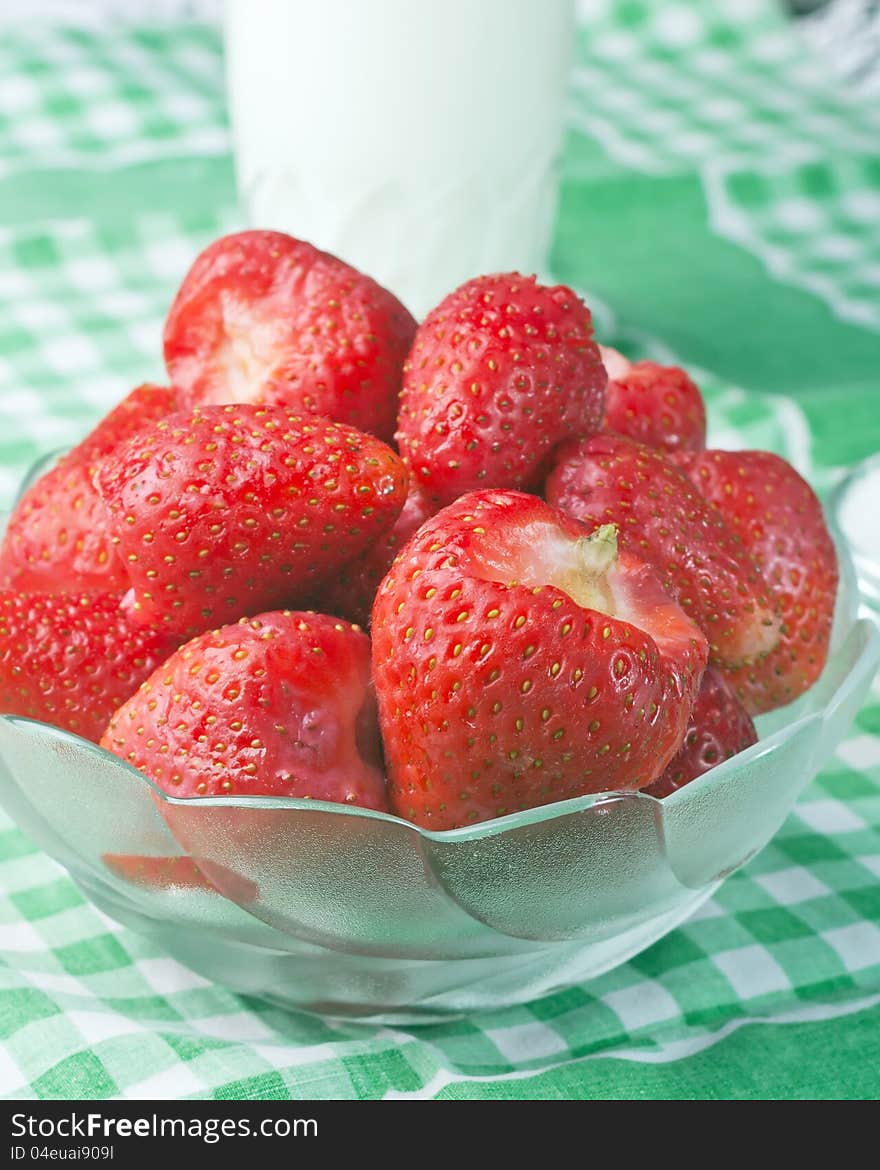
<box><xmin>1</xmin><ymin>484</ymin><xmax>877</xmax><ymax>847</ymax></box>
<box><xmin>0</xmin><ymin>680</ymin><xmax>861</xmax><ymax>846</ymax></box>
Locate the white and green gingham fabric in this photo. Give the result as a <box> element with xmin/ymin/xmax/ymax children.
<box><xmin>0</xmin><ymin>1</ymin><xmax>878</xmax><ymax>1099</ymax></box>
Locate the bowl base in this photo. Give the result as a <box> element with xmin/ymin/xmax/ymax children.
<box><xmin>86</xmin><ymin>882</ymin><xmax>715</xmax><ymax>1024</ymax></box>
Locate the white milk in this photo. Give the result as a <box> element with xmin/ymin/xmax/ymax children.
<box><xmin>224</xmin><ymin>0</ymin><xmax>575</xmax><ymax>316</ymax></box>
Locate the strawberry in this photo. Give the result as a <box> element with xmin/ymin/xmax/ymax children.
<box><xmin>395</xmin><ymin>273</ymin><xmax>606</xmax><ymax>505</ymax></box>
<box><xmin>675</xmin><ymin>449</ymin><xmax>838</xmax><ymax>713</ymax></box>
<box><xmin>546</xmin><ymin>433</ymin><xmax>780</xmax><ymax>669</ymax></box>
<box><xmin>163</xmin><ymin>230</ymin><xmax>416</xmax><ymax>443</ymax></box>
<box><xmin>100</xmin><ymin>853</ymin><xmax>252</xmax><ymax>897</ymax></box>
<box><xmin>95</xmin><ymin>405</ymin><xmax>409</xmax><ymax>637</ymax></box>
<box><xmin>0</xmin><ymin>589</ymin><xmax>180</xmax><ymax>742</ymax></box>
<box><xmin>102</xmin><ymin>854</ymin><xmax>210</xmax><ymax>891</ymax></box>
<box><xmin>371</xmin><ymin>490</ymin><xmax>707</xmax><ymax>829</ymax></box>
<box><xmin>318</xmin><ymin>484</ymin><xmax>436</xmax><ymax>626</ymax></box>
<box><xmin>644</xmin><ymin>668</ymin><xmax>757</xmax><ymax>798</ymax></box>
<box><xmin>0</xmin><ymin>384</ymin><xmax>176</xmax><ymax>593</ymax></box>
<box><xmin>604</xmin><ymin>360</ymin><xmax>706</xmax><ymax>454</ymax></box>
<box><xmin>101</xmin><ymin>610</ymin><xmax>388</xmax><ymax>811</ymax></box>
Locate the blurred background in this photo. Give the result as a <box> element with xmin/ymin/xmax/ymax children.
<box><xmin>0</xmin><ymin>0</ymin><xmax>877</xmax><ymax>502</ymax></box>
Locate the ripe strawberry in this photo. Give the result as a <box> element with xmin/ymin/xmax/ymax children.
<box><xmin>95</xmin><ymin>405</ymin><xmax>408</xmax><ymax>637</ymax></box>
<box><xmin>675</xmin><ymin>449</ymin><xmax>838</xmax><ymax>713</ymax></box>
<box><xmin>101</xmin><ymin>610</ymin><xmax>388</xmax><ymax>811</ymax></box>
<box><xmin>102</xmin><ymin>854</ymin><xmax>210</xmax><ymax>891</ymax></box>
<box><xmin>101</xmin><ymin>853</ymin><xmax>257</xmax><ymax>902</ymax></box>
<box><xmin>396</xmin><ymin>273</ymin><xmax>606</xmax><ymax>505</ymax></box>
<box><xmin>644</xmin><ymin>668</ymin><xmax>757</xmax><ymax>798</ymax></box>
<box><xmin>546</xmin><ymin>434</ymin><xmax>780</xmax><ymax>669</ymax></box>
<box><xmin>0</xmin><ymin>384</ymin><xmax>176</xmax><ymax>593</ymax></box>
<box><xmin>163</xmin><ymin>230</ymin><xmax>416</xmax><ymax>443</ymax></box>
<box><xmin>318</xmin><ymin>484</ymin><xmax>436</xmax><ymax>626</ymax></box>
<box><xmin>604</xmin><ymin>360</ymin><xmax>706</xmax><ymax>454</ymax></box>
<box><xmin>371</xmin><ymin>491</ymin><xmax>707</xmax><ymax>830</ymax></box>
<box><xmin>0</xmin><ymin>589</ymin><xmax>180</xmax><ymax>742</ymax></box>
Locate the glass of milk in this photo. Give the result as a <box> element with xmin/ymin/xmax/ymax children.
<box><xmin>224</xmin><ymin>0</ymin><xmax>576</xmax><ymax>316</ymax></box>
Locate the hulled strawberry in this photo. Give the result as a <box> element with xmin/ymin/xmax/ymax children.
<box><xmin>604</xmin><ymin>360</ymin><xmax>706</xmax><ymax>454</ymax></box>
<box><xmin>396</xmin><ymin>273</ymin><xmax>606</xmax><ymax>504</ymax></box>
<box><xmin>95</xmin><ymin>405</ymin><xmax>408</xmax><ymax>636</ymax></box>
<box><xmin>644</xmin><ymin>668</ymin><xmax>757</xmax><ymax>798</ymax></box>
<box><xmin>0</xmin><ymin>384</ymin><xmax>176</xmax><ymax>593</ymax></box>
<box><xmin>371</xmin><ymin>491</ymin><xmax>707</xmax><ymax>829</ymax></box>
<box><xmin>675</xmin><ymin>449</ymin><xmax>838</xmax><ymax>713</ymax></box>
<box><xmin>0</xmin><ymin>589</ymin><xmax>180</xmax><ymax>742</ymax></box>
<box><xmin>318</xmin><ymin>484</ymin><xmax>437</xmax><ymax>626</ymax></box>
<box><xmin>101</xmin><ymin>610</ymin><xmax>388</xmax><ymax>810</ymax></box>
<box><xmin>163</xmin><ymin>230</ymin><xmax>416</xmax><ymax>443</ymax></box>
<box><xmin>546</xmin><ymin>434</ymin><xmax>779</xmax><ymax>669</ymax></box>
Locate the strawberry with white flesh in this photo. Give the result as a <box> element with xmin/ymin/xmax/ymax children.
<box><xmin>675</xmin><ymin>449</ymin><xmax>838</xmax><ymax>713</ymax></box>
<box><xmin>163</xmin><ymin>230</ymin><xmax>416</xmax><ymax>444</ymax></box>
<box><xmin>0</xmin><ymin>384</ymin><xmax>176</xmax><ymax>593</ymax></box>
<box><xmin>604</xmin><ymin>360</ymin><xmax>706</xmax><ymax>454</ymax></box>
<box><xmin>95</xmin><ymin>404</ymin><xmax>408</xmax><ymax>637</ymax></box>
<box><xmin>546</xmin><ymin>433</ymin><xmax>780</xmax><ymax>670</ymax></box>
<box><xmin>396</xmin><ymin>273</ymin><xmax>607</xmax><ymax>505</ymax></box>
<box><xmin>644</xmin><ymin>668</ymin><xmax>758</xmax><ymax>798</ymax></box>
<box><xmin>371</xmin><ymin>491</ymin><xmax>708</xmax><ymax>830</ymax></box>
<box><xmin>0</xmin><ymin>589</ymin><xmax>180</xmax><ymax>743</ymax></box>
<box><xmin>318</xmin><ymin>484</ymin><xmax>436</xmax><ymax>627</ymax></box>
<box><xmin>101</xmin><ymin>610</ymin><xmax>388</xmax><ymax>811</ymax></box>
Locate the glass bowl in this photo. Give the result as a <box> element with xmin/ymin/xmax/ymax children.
<box><xmin>830</xmin><ymin>452</ymin><xmax>880</xmax><ymax>619</ymax></box>
<box><xmin>0</xmin><ymin>492</ymin><xmax>877</xmax><ymax>1024</ymax></box>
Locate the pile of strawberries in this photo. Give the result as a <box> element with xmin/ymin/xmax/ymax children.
<box><xmin>0</xmin><ymin>230</ymin><xmax>838</xmax><ymax>830</ymax></box>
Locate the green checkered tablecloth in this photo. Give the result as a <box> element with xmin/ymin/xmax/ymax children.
<box><xmin>0</xmin><ymin>1</ymin><xmax>879</xmax><ymax>1100</ymax></box>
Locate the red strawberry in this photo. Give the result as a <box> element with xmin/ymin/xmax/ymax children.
<box><xmin>0</xmin><ymin>384</ymin><xmax>176</xmax><ymax>593</ymax></box>
<box><xmin>644</xmin><ymin>668</ymin><xmax>757</xmax><ymax>798</ymax></box>
<box><xmin>396</xmin><ymin>273</ymin><xmax>606</xmax><ymax>505</ymax></box>
<box><xmin>371</xmin><ymin>490</ymin><xmax>707</xmax><ymax>829</ymax></box>
<box><xmin>318</xmin><ymin>485</ymin><xmax>437</xmax><ymax>626</ymax></box>
<box><xmin>102</xmin><ymin>854</ymin><xmax>211</xmax><ymax>891</ymax></box>
<box><xmin>546</xmin><ymin>433</ymin><xmax>780</xmax><ymax>669</ymax></box>
<box><xmin>95</xmin><ymin>405</ymin><xmax>408</xmax><ymax>637</ymax></box>
<box><xmin>675</xmin><ymin>449</ymin><xmax>838</xmax><ymax>713</ymax></box>
<box><xmin>604</xmin><ymin>360</ymin><xmax>706</xmax><ymax>454</ymax></box>
<box><xmin>163</xmin><ymin>230</ymin><xmax>416</xmax><ymax>443</ymax></box>
<box><xmin>101</xmin><ymin>610</ymin><xmax>388</xmax><ymax>811</ymax></box>
<box><xmin>101</xmin><ymin>853</ymin><xmax>257</xmax><ymax>902</ymax></box>
<box><xmin>0</xmin><ymin>589</ymin><xmax>180</xmax><ymax>742</ymax></box>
